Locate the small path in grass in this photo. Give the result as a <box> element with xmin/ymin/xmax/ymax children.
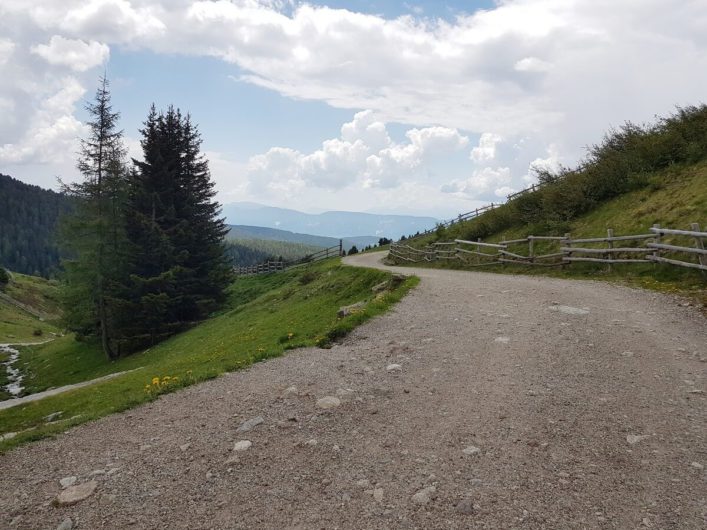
<box><xmin>0</xmin><ymin>367</ymin><xmax>142</xmax><ymax>411</ymax></box>
<box><xmin>0</xmin><ymin>252</ymin><xmax>705</xmax><ymax>529</ymax></box>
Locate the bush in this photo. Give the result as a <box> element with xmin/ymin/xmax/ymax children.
<box><xmin>298</xmin><ymin>270</ymin><xmax>319</xmax><ymax>285</ymax></box>
<box><xmin>0</xmin><ymin>267</ymin><xmax>9</xmax><ymax>285</ymax></box>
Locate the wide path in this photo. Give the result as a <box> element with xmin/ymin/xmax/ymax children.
<box><xmin>1</xmin><ymin>252</ymin><xmax>705</xmax><ymax>529</ymax></box>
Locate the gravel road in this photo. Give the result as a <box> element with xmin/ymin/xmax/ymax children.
<box><xmin>1</xmin><ymin>252</ymin><xmax>705</xmax><ymax>529</ymax></box>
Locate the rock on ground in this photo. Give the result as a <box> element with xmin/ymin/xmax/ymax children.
<box><xmin>315</xmin><ymin>396</ymin><xmax>341</xmax><ymax>409</ymax></box>
<box><xmin>236</xmin><ymin>416</ymin><xmax>264</xmax><ymax>433</ymax></box>
<box><xmin>53</xmin><ymin>481</ymin><xmax>97</xmax><ymax>506</ymax></box>
<box><xmin>412</xmin><ymin>486</ymin><xmax>437</xmax><ymax>505</ymax></box>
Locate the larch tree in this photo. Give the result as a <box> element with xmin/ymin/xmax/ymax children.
<box><xmin>59</xmin><ymin>77</ymin><xmax>128</xmax><ymax>360</ymax></box>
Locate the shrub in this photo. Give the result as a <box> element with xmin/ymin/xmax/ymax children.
<box><xmin>0</xmin><ymin>267</ymin><xmax>9</xmax><ymax>286</ymax></box>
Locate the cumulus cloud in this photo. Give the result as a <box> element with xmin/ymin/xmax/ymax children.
<box><xmin>1</xmin><ymin>0</ymin><xmax>706</xmax><ymax>213</ymax></box>
<box><xmin>0</xmin><ymin>77</ymin><xmax>86</xmax><ymax>165</ymax></box>
<box><xmin>470</xmin><ymin>132</ymin><xmax>503</xmax><ymax>162</ymax></box>
<box><xmin>441</xmin><ymin>166</ymin><xmax>512</xmax><ymax>200</ymax></box>
<box><xmin>32</xmin><ymin>35</ymin><xmax>109</xmax><ymax>72</ymax></box>
<box><xmin>246</xmin><ymin>111</ymin><xmax>468</xmax><ymax>196</ymax></box>
<box><xmin>524</xmin><ymin>143</ymin><xmax>562</xmax><ymax>184</ymax></box>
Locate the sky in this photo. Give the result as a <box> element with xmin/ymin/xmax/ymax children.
<box><xmin>1</xmin><ymin>1</ymin><xmax>706</xmax><ymax>219</ymax></box>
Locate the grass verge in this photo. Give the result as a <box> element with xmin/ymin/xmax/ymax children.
<box><xmin>0</xmin><ymin>272</ymin><xmax>61</xmax><ymax>344</ymax></box>
<box><xmin>395</xmin><ymin>163</ymin><xmax>706</xmax><ymax>306</ymax></box>
<box><xmin>0</xmin><ymin>259</ymin><xmax>417</xmax><ymax>452</ymax></box>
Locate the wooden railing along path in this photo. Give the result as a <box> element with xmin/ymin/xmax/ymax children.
<box><xmin>234</xmin><ymin>241</ymin><xmax>343</xmax><ymax>276</ymax></box>
<box><xmin>404</xmin><ymin>183</ymin><xmax>542</xmax><ymax>242</ymax></box>
<box><xmin>390</xmin><ymin>223</ymin><xmax>707</xmax><ymax>273</ymax></box>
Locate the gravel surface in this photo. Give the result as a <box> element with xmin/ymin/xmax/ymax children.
<box><xmin>1</xmin><ymin>252</ymin><xmax>705</xmax><ymax>529</ymax></box>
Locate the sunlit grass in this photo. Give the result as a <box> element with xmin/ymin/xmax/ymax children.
<box><xmin>0</xmin><ymin>259</ymin><xmax>417</xmax><ymax>451</ymax></box>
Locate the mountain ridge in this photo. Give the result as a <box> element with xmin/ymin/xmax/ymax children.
<box><xmin>227</xmin><ymin>225</ymin><xmax>379</xmax><ymax>251</ymax></box>
<box><xmin>222</xmin><ymin>202</ymin><xmax>438</xmax><ymax>240</ymax></box>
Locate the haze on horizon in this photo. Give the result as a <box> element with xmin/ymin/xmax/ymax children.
<box><xmin>1</xmin><ymin>0</ymin><xmax>705</xmax><ymax>219</ymax></box>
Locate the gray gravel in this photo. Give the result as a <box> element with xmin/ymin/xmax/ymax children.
<box><xmin>1</xmin><ymin>251</ymin><xmax>705</xmax><ymax>529</ymax></box>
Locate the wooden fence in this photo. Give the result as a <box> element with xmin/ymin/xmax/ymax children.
<box><xmin>389</xmin><ymin>223</ymin><xmax>707</xmax><ymax>273</ymax></box>
<box><xmin>234</xmin><ymin>241</ymin><xmax>343</xmax><ymax>276</ymax></box>
<box><xmin>403</xmin><ymin>183</ymin><xmax>543</xmax><ymax>242</ymax></box>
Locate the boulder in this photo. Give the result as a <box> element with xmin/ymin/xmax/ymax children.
<box><xmin>337</xmin><ymin>302</ymin><xmax>366</xmax><ymax>318</ymax></box>
<box><xmin>54</xmin><ymin>481</ymin><xmax>97</xmax><ymax>506</ymax></box>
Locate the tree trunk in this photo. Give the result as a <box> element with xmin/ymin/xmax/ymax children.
<box><xmin>98</xmin><ymin>286</ymin><xmax>116</xmax><ymax>360</ymax></box>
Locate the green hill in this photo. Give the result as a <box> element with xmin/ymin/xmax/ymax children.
<box><xmin>397</xmin><ymin>106</ymin><xmax>707</xmax><ymax>300</ymax></box>
<box><xmin>0</xmin><ymin>259</ymin><xmax>417</xmax><ymax>451</ymax></box>
<box><xmin>0</xmin><ymin>272</ymin><xmax>61</xmax><ymax>344</ymax></box>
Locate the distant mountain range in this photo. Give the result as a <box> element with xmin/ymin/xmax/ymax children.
<box><xmin>222</xmin><ymin>202</ymin><xmax>438</xmax><ymax>240</ymax></box>
<box><xmin>227</xmin><ymin>225</ymin><xmax>379</xmax><ymax>252</ymax></box>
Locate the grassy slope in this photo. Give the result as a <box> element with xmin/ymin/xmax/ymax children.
<box><xmin>402</xmin><ymin>163</ymin><xmax>707</xmax><ymax>302</ymax></box>
<box><xmin>0</xmin><ymin>273</ymin><xmax>61</xmax><ymax>343</ymax></box>
<box><xmin>0</xmin><ymin>259</ymin><xmax>418</xmax><ymax>451</ymax></box>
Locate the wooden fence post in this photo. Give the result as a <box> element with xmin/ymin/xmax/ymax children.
<box><xmin>606</xmin><ymin>228</ymin><xmax>614</xmax><ymax>272</ymax></box>
<box><xmin>339</xmin><ymin>239</ymin><xmax>343</xmax><ymax>256</ymax></box>
<box><xmin>691</xmin><ymin>223</ymin><xmax>706</xmax><ymax>275</ymax></box>
<box><xmin>528</xmin><ymin>236</ymin><xmax>535</xmax><ymax>264</ymax></box>
<box><xmin>652</xmin><ymin>224</ymin><xmax>661</xmax><ymax>266</ymax></box>
<box><xmin>563</xmin><ymin>233</ymin><xmax>571</xmax><ymax>269</ymax></box>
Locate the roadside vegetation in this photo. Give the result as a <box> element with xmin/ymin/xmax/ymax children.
<box><xmin>397</xmin><ymin>107</ymin><xmax>707</xmax><ymax>302</ymax></box>
<box><xmin>0</xmin><ymin>259</ymin><xmax>418</xmax><ymax>451</ymax></box>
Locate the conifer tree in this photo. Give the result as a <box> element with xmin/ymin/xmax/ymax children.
<box><xmin>123</xmin><ymin>106</ymin><xmax>231</xmax><ymax>345</ymax></box>
<box><xmin>59</xmin><ymin>77</ymin><xmax>128</xmax><ymax>359</ymax></box>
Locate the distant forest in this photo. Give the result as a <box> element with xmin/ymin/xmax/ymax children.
<box><xmin>0</xmin><ymin>174</ymin><xmax>328</xmax><ymax>276</ymax></box>
<box><xmin>0</xmin><ymin>174</ymin><xmax>73</xmax><ymax>277</ymax></box>
<box><xmin>225</xmin><ymin>239</ymin><xmax>323</xmax><ymax>266</ymax></box>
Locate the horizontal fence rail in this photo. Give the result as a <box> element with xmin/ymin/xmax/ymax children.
<box><xmin>234</xmin><ymin>242</ymin><xmax>343</xmax><ymax>276</ymax></box>
<box><xmin>401</xmin><ymin>183</ymin><xmax>545</xmax><ymax>243</ymax></box>
<box><xmin>389</xmin><ymin>223</ymin><xmax>707</xmax><ymax>273</ymax></box>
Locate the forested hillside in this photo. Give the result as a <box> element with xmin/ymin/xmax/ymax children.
<box><xmin>225</xmin><ymin>239</ymin><xmax>323</xmax><ymax>266</ymax></box>
<box><xmin>0</xmin><ymin>174</ymin><xmax>73</xmax><ymax>277</ymax></box>
<box><xmin>227</xmin><ymin>224</ymin><xmax>379</xmax><ymax>251</ymax></box>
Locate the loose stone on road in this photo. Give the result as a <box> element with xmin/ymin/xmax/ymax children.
<box><xmin>0</xmin><ymin>251</ymin><xmax>705</xmax><ymax>529</ymax></box>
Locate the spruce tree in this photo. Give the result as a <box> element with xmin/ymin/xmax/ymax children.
<box><xmin>59</xmin><ymin>77</ymin><xmax>128</xmax><ymax>359</ymax></box>
<box><xmin>123</xmin><ymin>106</ymin><xmax>231</xmax><ymax>346</ymax></box>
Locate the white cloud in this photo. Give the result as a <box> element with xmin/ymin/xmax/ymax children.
<box><xmin>514</xmin><ymin>56</ymin><xmax>553</xmax><ymax>73</ymax></box>
<box><xmin>31</xmin><ymin>36</ymin><xmax>109</xmax><ymax>72</ymax></box>
<box><xmin>470</xmin><ymin>132</ymin><xmax>503</xmax><ymax>162</ymax></box>
<box><xmin>340</xmin><ymin>110</ymin><xmax>391</xmax><ymax>152</ymax></box>
<box><xmin>441</xmin><ymin>166</ymin><xmax>512</xmax><ymax>200</ymax></box>
<box><xmin>245</xmin><ymin>112</ymin><xmax>468</xmax><ymax>196</ymax></box>
<box><xmin>1</xmin><ymin>0</ymin><xmax>707</xmax><ymax>215</ymax></box>
<box><xmin>0</xmin><ymin>38</ymin><xmax>15</xmax><ymax>65</ymax></box>
<box><xmin>0</xmin><ymin>77</ymin><xmax>87</xmax><ymax>165</ymax></box>
<box><xmin>35</xmin><ymin>0</ymin><xmax>166</xmax><ymax>42</ymax></box>
<box><xmin>524</xmin><ymin>143</ymin><xmax>562</xmax><ymax>183</ymax></box>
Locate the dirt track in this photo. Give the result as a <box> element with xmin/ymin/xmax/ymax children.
<box><xmin>1</xmin><ymin>252</ymin><xmax>705</xmax><ymax>529</ymax></box>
